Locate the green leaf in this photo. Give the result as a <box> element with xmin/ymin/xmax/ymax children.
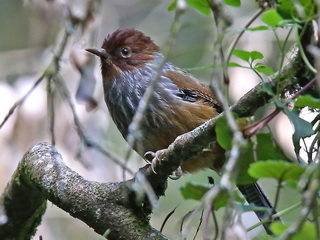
<box><xmin>270</xmin><ymin>222</ymin><xmax>287</xmax><ymax>236</ymax></box>
<box><xmin>275</xmin><ymin>99</ymin><xmax>314</xmax><ymax>155</ymax></box>
<box><xmin>254</xmin><ymin>63</ymin><xmax>265</xmax><ymax>68</ymax></box>
<box><xmin>254</xmin><ymin>63</ymin><xmax>274</xmax><ymax>75</ymax></box>
<box><xmin>216</xmin><ymin>116</ymin><xmax>233</xmax><ymax>150</ymax></box>
<box><xmin>276</xmin><ymin>0</ymin><xmax>295</xmax><ymax>19</ymax></box>
<box><xmin>168</xmin><ymin>0</ymin><xmax>211</xmax><ymax>15</ymax></box>
<box><xmin>271</xmin><ymin>221</ymin><xmax>317</xmax><ymax>240</ymax></box>
<box><xmin>235</xmin><ymin>203</ymin><xmax>272</xmax><ymax>213</ymax></box>
<box><xmin>216</xmin><ymin>115</ymin><xmax>255</xmax><ymax>184</ymax></box>
<box><xmin>180</xmin><ymin>182</ymin><xmax>210</xmax><ymax>200</ymax></box>
<box><xmin>223</xmin><ymin>0</ymin><xmax>241</xmax><ymax>7</ymax></box>
<box><xmin>248</xmin><ymin>160</ymin><xmax>306</xmax><ymax>181</ymax></box>
<box><xmin>285</xmin><ymin>179</ymin><xmax>299</xmax><ymax>189</ymax></box>
<box><xmin>180</xmin><ymin>182</ymin><xmax>243</xmax><ymax>209</ymax></box>
<box><xmin>187</xmin><ymin>0</ymin><xmax>211</xmax><ymax>15</ymax></box>
<box><xmin>236</xmin><ymin>141</ymin><xmax>256</xmax><ymax>185</ymax></box>
<box><xmin>250</xmin><ymin>51</ymin><xmax>264</xmax><ymax>61</ymax></box>
<box><xmin>211</xmin><ymin>191</ymin><xmax>230</xmax><ymax>209</ymax></box>
<box><xmin>168</xmin><ymin>0</ymin><xmax>177</xmax><ymax>11</ymax></box>
<box><xmin>254</xmin><ymin>66</ymin><xmax>274</xmax><ymax>75</ymax></box>
<box><xmin>232</xmin><ymin>49</ymin><xmax>251</xmax><ymax>62</ymax></box>
<box><xmin>295</xmin><ymin>94</ymin><xmax>320</xmax><ymax>109</ymax></box>
<box><xmin>227</xmin><ymin>62</ymin><xmax>243</xmax><ymax>67</ymax></box>
<box><xmin>212</xmin><ymin>189</ymin><xmax>245</xmax><ymax>209</ymax></box>
<box><xmin>301</xmin><ymin>0</ymin><xmax>317</xmax><ymax>19</ymax></box>
<box><xmin>277</xmin><ymin>0</ymin><xmax>317</xmax><ymax>21</ymax></box>
<box><xmin>262</xmin><ymin>82</ymin><xmax>275</xmax><ymax>96</ymax></box>
<box><xmin>261</xmin><ymin>9</ymin><xmax>284</xmax><ymax>27</ymax></box>
<box><xmin>232</xmin><ymin>50</ymin><xmax>265</xmax><ymax>63</ymax></box>
<box><xmin>256</xmin><ymin>133</ymin><xmax>287</xmax><ymax>161</ymax></box>
<box><xmin>246</xmin><ymin>25</ymin><xmax>270</xmax><ymax>31</ymax></box>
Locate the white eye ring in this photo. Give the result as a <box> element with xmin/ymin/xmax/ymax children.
<box><xmin>120</xmin><ymin>48</ymin><xmax>132</xmax><ymax>58</ymax></box>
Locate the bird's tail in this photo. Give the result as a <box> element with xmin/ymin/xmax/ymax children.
<box><xmin>237</xmin><ymin>182</ymin><xmax>281</xmax><ymax>235</ymax></box>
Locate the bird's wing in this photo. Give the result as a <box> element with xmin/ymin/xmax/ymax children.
<box><xmin>164</xmin><ymin>70</ymin><xmax>223</xmax><ymax>112</ymax></box>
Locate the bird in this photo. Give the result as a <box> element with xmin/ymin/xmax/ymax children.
<box><xmin>86</xmin><ymin>28</ymin><xmax>279</xmax><ymax>234</ymax></box>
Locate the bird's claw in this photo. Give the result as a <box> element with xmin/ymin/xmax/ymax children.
<box><xmin>144</xmin><ymin>149</ymin><xmax>182</xmax><ymax>180</ymax></box>
<box><xmin>144</xmin><ymin>149</ymin><xmax>166</xmax><ymax>174</ymax></box>
<box><xmin>169</xmin><ymin>167</ymin><xmax>182</xmax><ymax>180</ymax></box>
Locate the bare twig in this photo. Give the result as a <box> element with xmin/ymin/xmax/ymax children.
<box><xmin>160</xmin><ymin>205</ymin><xmax>179</xmax><ymax>233</ymax></box>
<box><xmin>0</xmin><ymin>74</ymin><xmax>45</xmax><ymax>129</ymax></box>
<box><xmin>247</xmin><ymin>201</ymin><xmax>302</xmax><ymax>231</ymax></box>
<box><xmin>47</xmin><ymin>77</ymin><xmax>56</xmax><ymax>146</ymax></box>
<box><xmin>225</xmin><ymin>4</ymin><xmax>268</xmax><ymax>65</ymax></box>
<box><xmin>193</xmin><ymin>208</ymin><xmax>204</xmax><ymax>240</ymax></box>
<box><xmin>207</xmin><ymin>1</ymin><xmax>248</xmax><ymax>237</ymax></box>
<box><xmin>308</xmin><ymin>131</ymin><xmax>320</xmax><ymax>163</ymax></box>
<box><xmin>179</xmin><ymin>209</ymin><xmax>197</xmax><ymax>238</ymax></box>
<box><xmin>53</xmin><ymin>75</ymin><xmax>134</xmax><ymax>175</ymax></box>
<box><xmin>203</xmin><ymin>208</ymin><xmax>211</xmax><ymax>240</ymax></box>
<box><xmin>280</xmin><ymin>164</ymin><xmax>319</xmax><ymax>240</ymax></box>
<box><xmin>0</xmin><ymin>0</ymin><xmax>133</xmax><ymax>174</ymax></box>
<box><xmin>0</xmin><ymin>5</ymin><xmax>72</xmax><ymax>130</ymax></box>
<box><xmin>123</xmin><ymin>1</ymin><xmax>187</xmax><ymax>179</ymax></box>
<box><xmin>244</xmin><ymin>76</ymin><xmax>317</xmax><ymax>137</ymax></box>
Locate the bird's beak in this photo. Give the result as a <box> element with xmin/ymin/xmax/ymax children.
<box><xmin>86</xmin><ymin>48</ymin><xmax>110</xmax><ymax>58</ymax></box>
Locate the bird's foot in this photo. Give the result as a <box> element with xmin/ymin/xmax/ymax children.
<box><xmin>144</xmin><ymin>149</ymin><xmax>182</xmax><ymax>180</ymax></box>
<box><xmin>169</xmin><ymin>167</ymin><xmax>182</xmax><ymax>180</ymax></box>
<box><xmin>144</xmin><ymin>149</ymin><xmax>166</xmax><ymax>174</ymax></box>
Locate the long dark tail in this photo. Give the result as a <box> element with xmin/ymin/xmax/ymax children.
<box><xmin>237</xmin><ymin>182</ymin><xmax>281</xmax><ymax>235</ymax></box>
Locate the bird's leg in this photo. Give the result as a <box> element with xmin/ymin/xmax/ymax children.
<box><xmin>144</xmin><ymin>149</ymin><xmax>182</xmax><ymax>179</ymax></box>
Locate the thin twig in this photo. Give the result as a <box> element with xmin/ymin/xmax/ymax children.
<box><xmin>54</xmin><ymin>75</ymin><xmax>134</xmax><ymax>175</ymax></box>
<box><xmin>0</xmin><ymin>6</ymin><xmax>73</xmax><ymax>131</ymax></box>
<box><xmin>244</xmin><ymin>76</ymin><xmax>317</xmax><ymax>137</ymax></box>
<box><xmin>212</xmin><ymin>206</ymin><xmax>219</xmax><ymax>240</ymax></box>
<box><xmin>308</xmin><ymin>131</ymin><xmax>320</xmax><ymax>163</ymax></box>
<box><xmin>180</xmin><ymin>209</ymin><xmax>195</xmax><ymax>236</ymax></box>
<box><xmin>207</xmin><ymin>1</ymin><xmax>249</xmax><ymax>237</ymax></box>
<box><xmin>225</xmin><ymin>5</ymin><xmax>268</xmax><ymax>65</ymax></box>
<box><xmin>0</xmin><ymin>74</ymin><xmax>46</xmax><ymax>129</ymax></box>
<box><xmin>160</xmin><ymin>205</ymin><xmax>179</xmax><ymax>233</ymax></box>
<box><xmin>312</xmin><ymin>197</ymin><xmax>320</xmax><ymax>240</ymax></box>
<box><xmin>180</xmin><ymin>210</ymin><xmax>193</xmax><ymax>233</ymax></box>
<box><xmin>133</xmin><ymin>172</ymin><xmax>158</xmax><ymax>209</ymax></box>
<box><xmin>203</xmin><ymin>208</ymin><xmax>211</xmax><ymax>240</ymax></box>
<box><xmin>47</xmin><ymin>77</ymin><xmax>56</xmax><ymax>146</ymax></box>
<box><xmin>122</xmin><ymin>2</ymin><xmax>187</xmax><ymax>180</ymax></box>
<box><xmin>272</xmin><ymin>178</ymin><xmax>283</xmax><ymax>218</ymax></box>
<box><xmin>247</xmin><ymin>201</ymin><xmax>302</xmax><ymax>232</ymax></box>
<box><xmin>280</xmin><ymin>165</ymin><xmax>319</xmax><ymax>240</ymax></box>
<box><xmin>192</xmin><ymin>208</ymin><xmax>204</xmax><ymax>240</ymax></box>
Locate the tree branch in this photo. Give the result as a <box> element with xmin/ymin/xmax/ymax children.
<box><xmin>0</xmin><ymin>45</ymin><xmax>314</xmax><ymax>239</ymax></box>
<box><xmin>0</xmin><ymin>142</ymin><xmax>168</xmax><ymax>240</ymax></box>
<box><xmin>146</xmin><ymin>47</ymin><xmax>313</xmax><ymax>180</ymax></box>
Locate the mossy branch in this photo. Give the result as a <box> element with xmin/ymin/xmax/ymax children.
<box><xmin>0</xmin><ymin>142</ymin><xmax>168</xmax><ymax>240</ymax></box>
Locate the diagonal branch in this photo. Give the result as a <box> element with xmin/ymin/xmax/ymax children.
<box><xmin>0</xmin><ymin>142</ymin><xmax>168</xmax><ymax>240</ymax></box>
<box><xmin>144</xmin><ymin>47</ymin><xmax>313</xmax><ymax>183</ymax></box>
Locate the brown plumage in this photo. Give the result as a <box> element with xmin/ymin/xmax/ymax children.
<box><xmin>86</xmin><ymin>29</ymin><xmax>280</xmax><ymax>234</ymax></box>
<box><xmin>87</xmin><ymin>28</ymin><xmax>224</xmax><ymax>172</ymax></box>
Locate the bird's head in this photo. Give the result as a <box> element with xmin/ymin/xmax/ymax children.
<box><xmin>86</xmin><ymin>28</ymin><xmax>160</xmax><ymax>80</ymax></box>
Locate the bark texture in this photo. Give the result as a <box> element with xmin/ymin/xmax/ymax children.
<box><xmin>0</xmin><ymin>143</ymin><xmax>168</xmax><ymax>240</ymax></box>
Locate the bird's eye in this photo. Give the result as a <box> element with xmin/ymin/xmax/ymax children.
<box><xmin>120</xmin><ymin>48</ymin><xmax>132</xmax><ymax>58</ymax></box>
